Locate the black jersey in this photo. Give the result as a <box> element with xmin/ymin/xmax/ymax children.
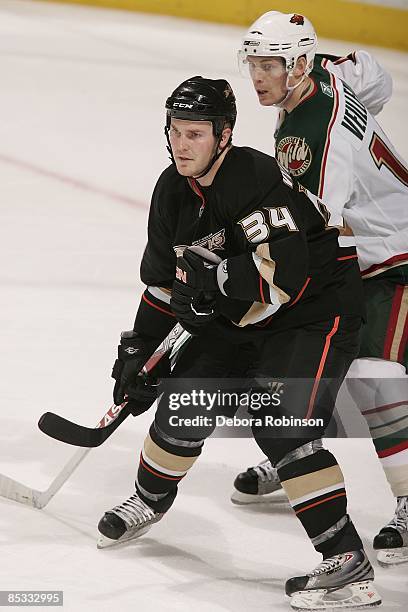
<box><xmin>134</xmin><ymin>146</ymin><xmax>363</xmax><ymax>342</ymax></box>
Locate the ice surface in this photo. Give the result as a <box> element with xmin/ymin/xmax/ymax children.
<box><xmin>1</xmin><ymin>1</ymin><xmax>407</xmax><ymax>610</ymax></box>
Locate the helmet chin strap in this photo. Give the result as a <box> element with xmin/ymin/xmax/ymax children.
<box><xmin>192</xmin><ymin>135</ymin><xmax>227</xmax><ymax>180</ymax></box>
<box><xmin>272</xmin><ymin>71</ymin><xmax>307</xmax><ymax>109</ymax></box>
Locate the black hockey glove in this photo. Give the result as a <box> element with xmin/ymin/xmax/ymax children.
<box><xmin>170</xmin><ymin>246</ymin><xmax>222</xmax><ymax>334</ymax></box>
<box><xmin>112</xmin><ymin>331</ymin><xmax>169</xmax><ymax>416</ymax></box>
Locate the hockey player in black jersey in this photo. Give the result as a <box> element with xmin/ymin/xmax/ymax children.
<box><xmin>97</xmin><ymin>77</ymin><xmax>381</xmax><ymax>609</ymax></box>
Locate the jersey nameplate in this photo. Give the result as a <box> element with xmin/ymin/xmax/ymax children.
<box><xmin>341</xmin><ymin>83</ymin><xmax>368</xmax><ymax>142</ymax></box>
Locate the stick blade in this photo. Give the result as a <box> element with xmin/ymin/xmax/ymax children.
<box><xmin>38</xmin><ymin>412</ymin><xmax>104</xmax><ymax>447</ymax></box>
<box><xmin>0</xmin><ymin>474</ymin><xmax>40</xmax><ymax>508</ymax></box>
<box><xmin>38</xmin><ymin>405</ymin><xmax>131</xmax><ymax>448</ymax></box>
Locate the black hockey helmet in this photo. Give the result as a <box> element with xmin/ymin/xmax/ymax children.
<box><xmin>165</xmin><ymin>76</ymin><xmax>237</xmax><ymax>137</ymax></box>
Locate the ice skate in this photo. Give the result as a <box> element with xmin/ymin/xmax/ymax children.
<box><xmin>231</xmin><ymin>458</ymin><xmax>285</xmax><ymax>504</ymax></box>
<box><xmin>97</xmin><ymin>491</ymin><xmax>163</xmax><ymax>549</ymax></box>
<box><xmin>373</xmin><ymin>495</ymin><xmax>408</xmax><ymax>566</ymax></box>
<box><xmin>286</xmin><ymin>550</ymin><xmax>381</xmax><ymax>610</ymax></box>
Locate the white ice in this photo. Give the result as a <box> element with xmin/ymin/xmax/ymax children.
<box><xmin>1</xmin><ymin>1</ymin><xmax>407</xmax><ymax>610</ymax></box>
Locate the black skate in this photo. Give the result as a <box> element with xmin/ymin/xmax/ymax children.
<box><xmin>97</xmin><ymin>491</ymin><xmax>163</xmax><ymax>549</ymax></box>
<box><xmin>373</xmin><ymin>495</ymin><xmax>408</xmax><ymax>566</ymax></box>
<box><xmin>286</xmin><ymin>550</ymin><xmax>381</xmax><ymax>610</ymax></box>
<box><xmin>231</xmin><ymin>458</ymin><xmax>285</xmax><ymax>505</ymax></box>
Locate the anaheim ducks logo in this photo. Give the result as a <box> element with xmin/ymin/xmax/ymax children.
<box><xmin>174</xmin><ymin>228</ymin><xmax>226</xmax><ymax>257</ymax></box>
<box><xmin>276</xmin><ymin>136</ymin><xmax>312</xmax><ymax>177</ymax></box>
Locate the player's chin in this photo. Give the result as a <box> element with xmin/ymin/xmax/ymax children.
<box><xmin>257</xmin><ymin>92</ymin><xmax>275</xmax><ymax>106</ymax></box>
<box><xmin>174</xmin><ymin>161</ymin><xmax>193</xmax><ymax>176</ymax></box>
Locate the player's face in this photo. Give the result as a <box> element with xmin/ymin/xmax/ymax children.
<box><xmin>169</xmin><ymin>119</ymin><xmax>217</xmax><ymax>177</ymax></box>
<box><xmin>247</xmin><ymin>56</ymin><xmax>288</xmax><ymax>106</ymax></box>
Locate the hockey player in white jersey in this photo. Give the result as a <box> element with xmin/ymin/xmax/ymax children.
<box><xmin>233</xmin><ymin>9</ymin><xmax>408</xmax><ymax>580</ymax></box>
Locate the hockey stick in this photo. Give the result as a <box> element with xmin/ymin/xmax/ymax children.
<box><xmin>0</xmin><ymin>324</ymin><xmax>190</xmax><ymax>509</ymax></box>
<box><xmin>0</xmin><ymin>447</ymin><xmax>91</xmax><ymax>509</ymax></box>
<box><xmin>38</xmin><ymin>323</ymin><xmax>190</xmax><ymax>447</ymax></box>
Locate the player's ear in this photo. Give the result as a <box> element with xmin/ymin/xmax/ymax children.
<box><xmin>220</xmin><ymin>126</ymin><xmax>232</xmax><ymax>148</ymax></box>
<box><xmin>294</xmin><ymin>55</ymin><xmax>307</xmax><ymax>77</ymax></box>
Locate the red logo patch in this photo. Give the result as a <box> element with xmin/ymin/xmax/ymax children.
<box><xmin>290</xmin><ymin>14</ymin><xmax>305</xmax><ymax>26</ymax></box>
<box><xmin>276</xmin><ymin>136</ymin><xmax>312</xmax><ymax>178</ymax></box>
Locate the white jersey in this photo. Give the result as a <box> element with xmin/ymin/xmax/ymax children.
<box><xmin>275</xmin><ymin>52</ymin><xmax>408</xmax><ymax>276</ymax></box>
<box><xmin>321</xmin><ymin>50</ymin><xmax>393</xmax><ymax>117</ymax></box>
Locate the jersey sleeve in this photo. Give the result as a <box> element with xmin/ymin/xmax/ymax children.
<box><xmin>132</xmin><ymin>287</ymin><xmax>176</xmax><ymax>341</ymax></box>
<box><xmin>140</xmin><ymin>171</ymin><xmax>176</xmax><ymax>289</ymax></box>
<box><xmin>316</xmin><ymin>121</ymin><xmax>354</xmax><ymax>229</ymax></box>
<box><xmin>133</xmin><ymin>170</ymin><xmax>178</xmax><ymax>341</ymax></box>
<box><xmin>321</xmin><ymin>51</ymin><xmax>392</xmax><ymax>116</ymax></box>
<box><xmin>216</xmin><ymin>167</ymin><xmax>310</xmax><ymax>317</ymax></box>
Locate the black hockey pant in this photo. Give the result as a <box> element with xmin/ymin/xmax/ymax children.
<box><xmin>136</xmin><ymin>315</ymin><xmax>363</xmax><ymax>557</ymax></box>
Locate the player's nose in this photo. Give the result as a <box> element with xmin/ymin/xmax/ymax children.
<box><xmin>176</xmin><ymin>135</ymin><xmax>189</xmax><ymax>152</ymax></box>
<box><xmin>252</xmin><ymin>72</ymin><xmax>264</xmax><ymax>85</ymax></box>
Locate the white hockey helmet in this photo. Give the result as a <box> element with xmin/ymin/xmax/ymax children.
<box><xmin>238</xmin><ymin>11</ymin><xmax>318</xmax><ymax>76</ymax></box>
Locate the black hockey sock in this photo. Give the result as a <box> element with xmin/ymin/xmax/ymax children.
<box><xmin>319</xmin><ymin>516</ymin><xmax>363</xmax><ymax>558</ymax></box>
<box><xmin>135</xmin><ymin>421</ymin><xmax>203</xmax><ymax>514</ymax></box>
<box><xmin>278</xmin><ymin>449</ymin><xmax>363</xmax><ymax>555</ymax></box>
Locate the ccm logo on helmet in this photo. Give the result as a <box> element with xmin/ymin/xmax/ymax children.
<box><xmin>173</xmin><ymin>102</ymin><xmax>194</xmax><ymax>108</ymax></box>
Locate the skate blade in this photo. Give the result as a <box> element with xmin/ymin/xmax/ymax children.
<box><xmin>377</xmin><ymin>547</ymin><xmax>408</xmax><ymax>567</ymax></box>
<box><xmin>290</xmin><ymin>581</ymin><xmax>381</xmax><ymax>610</ymax></box>
<box><xmin>230</xmin><ymin>488</ymin><xmax>288</xmax><ymax>505</ymax></box>
<box><xmin>97</xmin><ymin>525</ymin><xmax>151</xmax><ymax>549</ymax></box>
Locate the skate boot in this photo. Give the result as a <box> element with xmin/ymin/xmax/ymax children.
<box><xmin>286</xmin><ymin>550</ymin><xmax>381</xmax><ymax>610</ymax></box>
<box><xmin>97</xmin><ymin>491</ymin><xmax>163</xmax><ymax>549</ymax></box>
<box><xmin>373</xmin><ymin>495</ymin><xmax>408</xmax><ymax>566</ymax></box>
<box><xmin>231</xmin><ymin>458</ymin><xmax>284</xmax><ymax>505</ymax></box>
